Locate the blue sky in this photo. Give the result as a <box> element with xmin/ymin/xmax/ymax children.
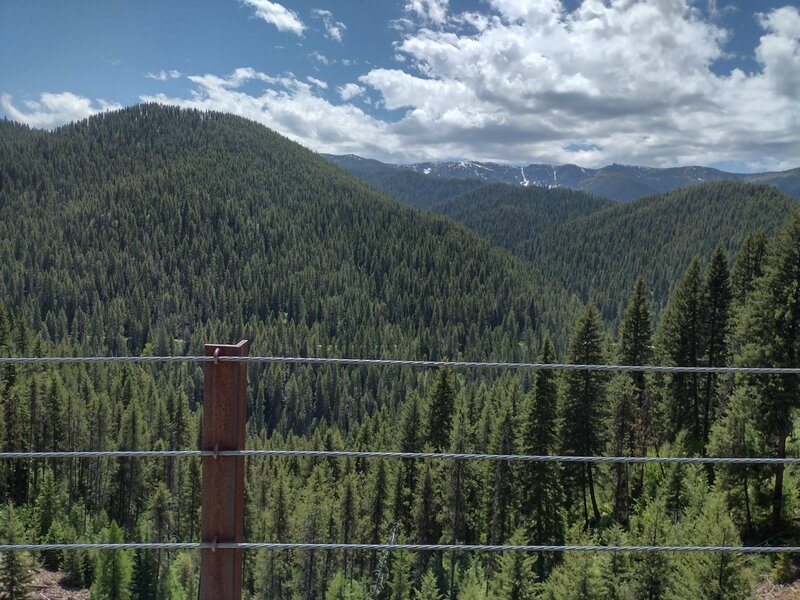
<box><xmin>1</xmin><ymin>0</ymin><xmax>799</xmax><ymax>171</ymax></box>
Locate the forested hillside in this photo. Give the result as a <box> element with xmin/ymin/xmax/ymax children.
<box><xmin>430</xmin><ymin>184</ymin><xmax>614</xmax><ymax>250</ymax></box>
<box><xmin>334</xmin><ymin>162</ymin><xmax>796</xmax><ymax>328</ymax></box>
<box><xmin>0</xmin><ymin>106</ymin><xmax>798</xmax><ymax>599</ymax></box>
<box><xmin>522</xmin><ymin>182</ymin><xmax>796</xmax><ymax>324</ymax></box>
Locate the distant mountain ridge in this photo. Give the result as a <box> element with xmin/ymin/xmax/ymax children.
<box><xmin>325</xmin><ymin>153</ymin><xmax>800</xmax><ymax>202</ymax></box>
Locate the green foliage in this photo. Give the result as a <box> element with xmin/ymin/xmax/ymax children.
<box><xmin>415</xmin><ymin>569</ymin><xmax>443</xmax><ymax>600</ymax></box>
<box><xmin>523</xmin><ymin>182</ymin><xmax>795</xmax><ymax>325</ymax></box>
<box><xmin>561</xmin><ymin>304</ymin><xmax>608</xmax><ymax>525</ymax></box>
<box><xmin>0</xmin><ymin>505</ymin><xmax>31</xmax><ymax>600</ymax></box>
<box><xmin>0</xmin><ymin>106</ymin><xmax>797</xmax><ymax>598</ymax></box>
<box><xmin>92</xmin><ymin>521</ymin><xmax>132</xmax><ymax>600</ymax></box>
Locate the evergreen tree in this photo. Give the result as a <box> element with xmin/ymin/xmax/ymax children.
<box><xmin>658</xmin><ymin>257</ymin><xmax>705</xmax><ymax>443</ymax></box>
<box><xmin>667</xmin><ymin>494</ymin><xmax>752</xmax><ymax>600</ymax></box>
<box><xmin>414</xmin><ymin>569</ymin><xmax>443</xmax><ymax>600</ymax></box>
<box><xmin>736</xmin><ymin>209</ymin><xmax>800</xmax><ymax>533</ymax></box>
<box><xmin>129</xmin><ymin>544</ymin><xmax>158</xmax><ymax>600</ymax></box>
<box><xmin>606</xmin><ymin>373</ymin><xmax>637</xmax><ymax>525</ymax></box>
<box><xmin>730</xmin><ymin>230</ymin><xmax>768</xmax><ymax>306</ymax></box>
<box><xmin>427</xmin><ymin>368</ymin><xmax>455</xmax><ymax>452</ymax></box>
<box><xmin>708</xmin><ymin>387</ymin><xmax>762</xmax><ymax>534</ymax></box>
<box><xmin>397</xmin><ymin>392</ymin><xmax>424</xmax><ymax>529</ymax></box>
<box><xmin>412</xmin><ymin>462</ymin><xmax>439</xmax><ymax>582</ymax></box>
<box><xmin>539</xmin><ymin>530</ymin><xmax>606</xmax><ymax>600</ymax></box>
<box><xmin>92</xmin><ymin>521</ymin><xmax>132</xmax><ymax>600</ymax></box>
<box><xmin>617</xmin><ymin>277</ymin><xmax>653</xmax><ymax>498</ymax></box>
<box><xmin>518</xmin><ymin>336</ymin><xmax>562</xmax><ymax>579</ymax></box>
<box><xmin>486</xmin><ymin>398</ymin><xmax>515</xmax><ymax>578</ymax></box>
<box><xmin>561</xmin><ymin>304</ymin><xmax>608</xmax><ymax>526</ymax></box>
<box><xmin>0</xmin><ymin>505</ymin><xmax>31</xmax><ymax>600</ymax></box>
<box><xmin>489</xmin><ymin>529</ymin><xmax>535</xmax><ymax>600</ymax></box>
<box><xmin>700</xmin><ymin>244</ymin><xmax>731</xmax><ymax>444</ymax></box>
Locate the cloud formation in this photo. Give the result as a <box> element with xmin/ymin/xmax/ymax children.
<box><xmin>242</xmin><ymin>0</ymin><xmax>304</xmax><ymax>35</ymax></box>
<box><xmin>312</xmin><ymin>9</ymin><xmax>346</xmax><ymax>43</ymax></box>
<box><xmin>135</xmin><ymin>2</ymin><xmax>800</xmax><ymax>170</ymax></box>
<box><xmin>145</xmin><ymin>70</ymin><xmax>182</xmax><ymax>81</ymax></box>
<box><xmin>10</xmin><ymin>2</ymin><xmax>799</xmax><ymax>170</ymax></box>
<box><xmin>1</xmin><ymin>92</ymin><xmax>121</xmax><ymax>129</ymax></box>
<box><xmin>405</xmin><ymin>0</ymin><xmax>448</xmax><ymax>25</ymax></box>
<box><xmin>338</xmin><ymin>83</ymin><xmax>365</xmax><ymax>101</ymax></box>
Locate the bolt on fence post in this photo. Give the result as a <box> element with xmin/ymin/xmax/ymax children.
<box><xmin>200</xmin><ymin>340</ymin><xmax>249</xmax><ymax>600</ymax></box>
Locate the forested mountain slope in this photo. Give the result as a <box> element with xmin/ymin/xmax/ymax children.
<box><xmin>1</xmin><ymin>106</ymin><xmax>799</xmax><ymax>599</ymax></box>
<box><xmin>430</xmin><ymin>184</ymin><xmax>615</xmax><ymax>250</ymax></box>
<box><xmin>327</xmin><ymin>159</ymin><xmax>794</xmax><ymax>328</ymax></box>
<box><xmin>522</xmin><ymin>181</ymin><xmax>797</xmax><ymax>323</ymax></box>
<box><xmin>0</xmin><ymin>104</ymin><xmax>581</xmax><ymax>430</ymax></box>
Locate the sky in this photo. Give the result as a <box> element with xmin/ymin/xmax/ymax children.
<box><xmin>1</xmin><ymin>0</ymin><xmax>799</xmax><ymax>172</ymax></box>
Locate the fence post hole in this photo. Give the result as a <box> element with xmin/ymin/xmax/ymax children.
<box><xmin>200</xmin><ymin>340</ymin><xmax>249</xmax><ymax>600</ymax></box>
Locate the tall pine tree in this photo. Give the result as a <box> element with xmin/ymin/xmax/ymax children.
<box><xmin>561</xmin><ymin>304</ymin><xmax>608</xmax><ymax>526</ymax></box>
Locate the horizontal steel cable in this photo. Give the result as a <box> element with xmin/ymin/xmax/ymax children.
<box><xmin>0</xmin><ymin>542</ymin><xmax>797</xmax><ymax>553</ymax></box>
<box><xmin>0</xmin><ymin>449</ymin><xmax>797</xmax><ymax>464</ymax></box>
<box><xmin>2</xmin><ymin>354</ymin><xmax>800</xmax><ymax>374</ymax></box>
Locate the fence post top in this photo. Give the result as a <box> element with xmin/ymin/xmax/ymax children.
<box><xmin>203</xmin><ymin>340</ymin><xmax>250</xmax><ymax>356</ymax></box>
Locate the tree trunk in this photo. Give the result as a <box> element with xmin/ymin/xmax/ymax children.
<box><xmin>587</xmin><ymin>464</ymin><xmax>600</xmax><ymax>524</ymax></box>
<box><xmin>772</xmin><ymin>431</ymin><xmax>787</xmax><ymax>534</ymax></box>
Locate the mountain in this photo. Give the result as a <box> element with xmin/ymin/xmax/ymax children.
<box><xmin>521</xmin><ymin>181</ymin><xmax>797</xmax><ymax>323</ymax></box>
<box><xmin>326</xmin><ymin>153</ymin><xmax>800</xmax><ymax>202</ymax></box>
<box><xmin>430</xmin><ymin>184</ymin><xmax>615</xmax><ymax>251</ymax></box>
<box><xmin>0</xmin><ymin>104</ymin><xmax>582</xmax><ymax>430</ymax></box>
<box><xmin>327</xmin><ymin>154</ymin><xmax>795</xmax><ymax>325</ymax></box>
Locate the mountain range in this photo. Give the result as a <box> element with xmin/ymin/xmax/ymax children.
<box><xmin>326</xmin><ymin>153</ymin><xmax>800</xmax><ymax>202</ymax></box>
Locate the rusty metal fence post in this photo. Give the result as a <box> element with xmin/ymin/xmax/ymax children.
<box><xmin>200</xmin><ymin>340</ymin><xmax>249</xmax><ymax>600</ymax></box>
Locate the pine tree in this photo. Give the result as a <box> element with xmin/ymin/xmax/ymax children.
<box><xmin>736</xmin><ymin>209</ymin><xmax>800</xmax><ymax>534</ymax></box>
<box><xmin>414</xmin><ymin>569</ymin><xmax>443</xmax><ymax>600</ymax></box>
<box><xmin>606</xmin><ymin>373</ymin><xmax>637</xmax><ymax>525</ymax></box>
<box><xmin>700</xmin><ymin>244</ymin><xmax>731</xmax><ymax>445</ymax></box>
<box><xmin>389</xmin><ymin>550</ymin><xmax>412</xmax><ymax>600</ymax></box>
<box><xmin>540</xmin><ymin>529</ymin><xmax>606</xmax><ymax>600</ymax></box>
<box><xmin>442</xmin><ymin>396</ymin><xmax>478</xmax><ymax>600</ymax></box>
<box><xmin>427</xmin><ymin>368</ymin><xmax>455</xmax><ymax>452</ymax></box>
<box><xmin>489</xmin><ymin>529</ymin><xmax>536</xmax><ymax>600</ymax></box>
<box><xmin>0</xmin><ymin>505</ymin><xmax>32</xmax><ymax>600</ymax></box>
<box><xmin>666</xmin><ymin>493</ymin><xmax>752</xmax><ymax>600</ymax></box>
<box><xmin>92</xmin><ymin>521</ymin><xmax>132</xmax><ymax>600</ymax></box>
<box><xmin>486</xmin><ymin>398</ymin><xmax>515</xmax><ymax>578</ymax></box>
<box><xmin>411</xmin><ymin>462</ymin><xmax>438</xmax><ymax>582</ymax></box>
<box><xmin>561</xmin><ymin>304</ymin><xmax>608</xmax><ymax>526</ymax></box>
<box><xmin>518</xmin><ymin>336</ymin><xmax>563</xmax><ymax>579</ymax></box>
<box><xmin>397</xmin><ymin>392</ymin><xmax>424</xmax><ymax>529</ymax></box>
<box><xmin>129</xmin><ymin>543</ymin><xmax>158</xmax><ymax>600</ymax></box>
<box><xmin>658</xmin><ymin>257</ymin><xmax>705</xmax><ymax>443</ymax></box>
<box><xmin>730</xmin><ymin>230</ymin><xmax>768</xmax><ymax>305</ymax></box>
<box><xmin>617</xmin><ymin>277</ymin><xmax>653</xmax><ymax>461</ymax></box>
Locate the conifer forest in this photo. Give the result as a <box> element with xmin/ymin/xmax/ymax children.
<box><xmin>0</xmin><ymin>105</ymin><xmax>798</xmax><ymax>598</ymax></box>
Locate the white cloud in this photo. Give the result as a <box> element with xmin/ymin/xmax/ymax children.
<box><xmin>338</xmin><ymin>83</ymin><xmax>365</xmax><ymax>101</ymax></box>
<box><xmin>140</xmin><ymin>68</ymin><xmax>398</xmax><ymax>160</ymax></box>
<box><xmin>311</xmin><ymin>9</ymin><xmax>346</xmax><ymax>43</ymax></box>
<box><xmin>29</xmin><ymin>2</ymin><xmax>794</xmax><ymax>171</ymax></box>
<box><xmin>1</xmin><ymin>92</ymin><xmax>122</xmax><ymax>129</ymax></box>
<box><xmin>145</xmin><ymin>70</ymin><xmax>182</xmax><ymax>81</ymax></box>
<box><xmin>241</xmin><ymin>0</ymin><xmax>304</xmax><ymax>35</ymax></box>
<box><xmin>406</xmin><ymin>0</ymin><xmax>448</xmax><ymax>25</ymax></box>
<box><xmin>309</xmin><ymin>51</ymin><xmax>330</xmax><ymax>65</ymax></box>
<box><xmin>307</xmin><ymin>76</ymin><xmax>328</xmax><ymax>89</ymax></box>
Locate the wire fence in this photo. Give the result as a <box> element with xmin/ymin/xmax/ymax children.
<box><xmin>3</xmin><ymin>354</ymin><xmax>800</xmax><ymax>374</ymax></box>
<box><xmin>0</xmin><ymin>449</ymin><xmax>797</xmax><ymax>465</ymax></box>
<box><xmin>0</xmin><ymin>542</ymin><xmax>798</xmax><ymax>554</ymax></box>
<box><xmin>1</xmin><ymin>352</ymin><xmax>798</xmax><ymax>557</ymax></box>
